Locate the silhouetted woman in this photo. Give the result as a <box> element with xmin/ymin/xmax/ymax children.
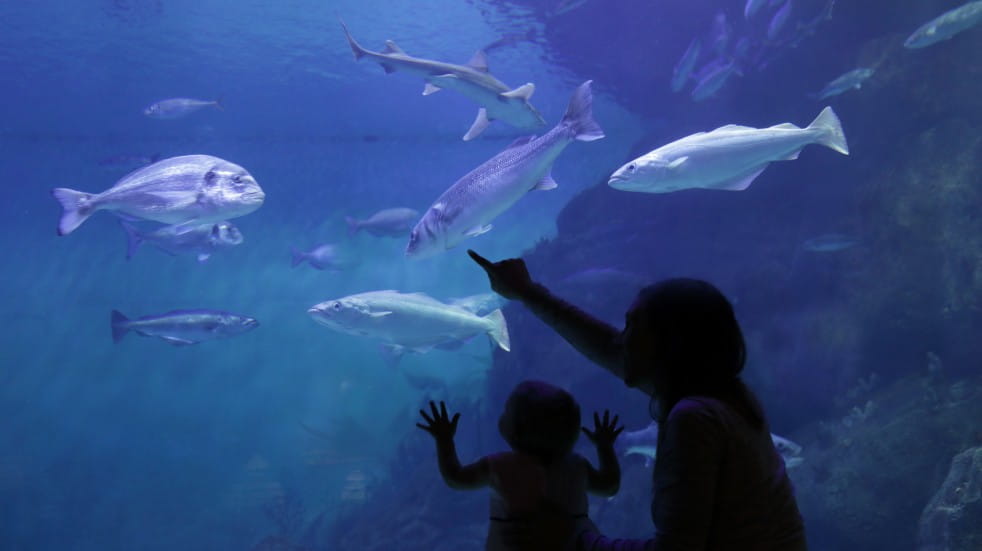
<box><xmin>469</xmin><ymin>249</ymin><xmax>807</xmax><ymax>551</ymax></box>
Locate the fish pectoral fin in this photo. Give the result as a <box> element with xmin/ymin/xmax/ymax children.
<box><xmin>463</xmin><ymin>108</ymin><xmax>491</xmax><ymax>141</ymax></box>
<box><xmin>718</xmin><ymin>165</ymin><xmax>767</xmax><ymax>191</ymax></box>
<box><xmin>379</xmin><ymin>63</ymin><xmax>396</xmax><ymax>74</ymax></box>
<box><xmin>466</xmin><ymin>50</ymin><xmax>489</xmax><ymax>73</ymax></box>
<box><xmin>464</xmin><ymin>224</ymin><xmax>493</xmax><ymax>237</ymax></box>
<box><xmin>160</xmin><ymin>336</ymin><xmax>196</xmax><ymax>346</ymax></box>
<box><xmin>422</xmin><ymin>82</ymin><xmax>442</xmax><ymax>96</ymax></box>
<box><xmin>196</xmin><ymin>253</ymin><xmax>211</xmax><ymax>263</ymax></box>
<box><xmin>668</xmin><ymin>156</ymin><xmax>688</xmax><ymax>169</ymax></box>
<box><xmin>532</xmin><ymin>173</ymin><xmax>558</xmax><ymax>191</ymax></box>
<box><xmin>500</xmin><ymin>83</ymin><xmax>535</xmax><ymax>101</ymax></box>
<box><xmin>368</xmin><ymin>311</ymin><xmax>393</xmax><ymax>318</ymax></box>
<box><xmin>383</xmin><ymin>40</ymin><xmax>406</xmax><ymax>55</ymax></box>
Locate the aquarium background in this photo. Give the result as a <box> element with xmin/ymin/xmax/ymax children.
<box><xmin>1</xmin><ymin>0</ymin><xmax>980</xmax><ymax>549</ymax></box>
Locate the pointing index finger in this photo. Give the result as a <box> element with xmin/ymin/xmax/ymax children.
<box><xmin>467</xmin><ymin>249</ymin><xmax>493</xmax><ymax>270</ymax></box>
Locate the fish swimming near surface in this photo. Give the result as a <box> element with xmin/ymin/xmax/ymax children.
<box><xmin>810</xmin><ymin>68</ymin><xmax>874</xmax><ymax>100</ymax></box>
<box><xmin>617</xmin><ymin>421</ymin><xmax>805</xmax><ymax>468</ymax></box>
<box><xmin>339</xmin><ymin>19</ymin><xmax>546</xmax><ymax>141</ymax></box>
<box><xmin>52</xmin><ymin>155</ymin><xmax>264</xmax><ymax>236</ymax></box>
<box><xmin>143</xmin><ymin>97</ymin><xmax>223</xmax><ymax>119</ymax></box>
<box><xmin>904</xmin><ymin>0</ymin><xmax>982</xmax><ymax>49</ymax></box>
<box><xmin>345</xmin><ymin>207</ymin><xmax>419</xmax><ymax>237</ymax></box>
<box><xmin>690</xmin><ymin>59</ymin><xmax>742</xmax><ymax>102</ymax></box>
<box><xmin>608</xmin><ymin>106</ymin><xmax>848</xmax><ymax>194</ymax></box>
<box><xmin>290</xmin><ymin>243</ymin><xmax>356</xmax><ymax>271</ymax></box>
<box><xmin>307</xmin><ymin>290</ymin><xmax>510</xmax><ymax>365</ymax></box>
<box><xmin>670</xmin><ymin>39</ymin><xmax>702</xmax><ymax>92</ymax></box>
<box><xmin>768</xmin><ymin>0</ymin><xmax>793</xmax><ymax>41</ymax></box>
<box><xmin>120</xmin><ymin>219</ymin><xmax>243</xmax><ymax>262</ymax></box>
<box><xmin>111</xmin><ymin>309</ymin><xmax>258</xmax><ymax>345</ymax></box>
<box><xmin>406</xmin><ymin>80</ymin><xmax>604</xmax><ymax>259</ymax></box>
<box><xmin>802</xmin><ymin>233</ymin><xmax>858</xmax><ymax>252</ymax></box>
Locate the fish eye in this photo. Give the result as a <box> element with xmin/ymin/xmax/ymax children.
<box><xmin>332</xmin><ymin>302</ymin><xmax>342</xmax><ymax>311</ymax></box>
<box><xmin>232</xmin><ymin>175</ymin><xmax>243</xmax><ymax>184</ymax></box>
<box><xmin>628</xmin><ymin>164</ymin><xmax>636</xmax><ymax>172</ymax></box>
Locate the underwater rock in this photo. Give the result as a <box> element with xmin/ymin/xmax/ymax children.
<box><xmin>918</xmin><ymin>446</ymin><xmax>982</xmax><ymax>551</ymax></box>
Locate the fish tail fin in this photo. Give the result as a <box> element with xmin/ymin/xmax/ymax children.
<box><xmin>290</xmin><ymin>247</ymin><xmax>307</xmax><ymax>268</ymax></box>
<box><xmin>119</xmin><ymin>219</ymin><xmax>143</xmax><ymax>260</ymax></box>
<box><xmin>51</xmin><ymin>188</ymin><xmax>95</xmax><ymax>236</ymax></box>
<box><xmin>111</xmin><ymin>310</ymin><xmax>130</xmax><ymax>343</ymax></box>
<box><xmin>345</xmin><ymin>216</ymin><xmax>361</xmax><ymax>236</ymax></box>
<box><xmin>561</xmin><ymin>80</ymin><xmax>605</xmax><ymax>142</ymax></box>
<box><xmin>807</xmin><ymin>106</ymin><xmax>849</xmax><ymax>155</ymax></box>
<box><xmin>483</xmin><ymin>309</ymin><xmax>510</xmax><ymax>352</ymax></box>
<box><xmin>339</xmin><ymin>18</ymin><xmax>367</xmax><ymax>61</ymax></box>
<box><xmin>213</xmin><ymin>96</ymin><xmax>225</xmax><ymax>111</ymax></box>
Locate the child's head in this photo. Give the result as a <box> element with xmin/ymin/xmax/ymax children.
<box><xmin>498</xmin><ymin>380</ymin><xmax>581</xmax><ymax>463</ymax></box>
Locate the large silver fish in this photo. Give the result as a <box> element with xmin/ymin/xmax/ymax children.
<box><xmin>52</xmin><ymin>155</ymin><xmax>264</xmax><ymax>236</ymax></box>
<box><xmin>120</xmin><ymin>220</ymin><xmax>243</xmax><ymax>262</ymax></box>
<box><xmin>340</xmin><ymin>19</ymin><xmax>545</xmax><ymax>140</ymax></box>
<box><xmin>111</xmin><ymin>309</ymin><xmax>258</xmax><ymax>346</ymax></box>
<box><xmin>810</xmin><ymin>68</ymin><xmax>874</xmax><ymax>100</ymax></box>
<box><xmin>904</xmin><ymin>0</ymin><xmax>982</xmax><ymax>49</ymax></box>
<box><xmin>406</xmin><ymin>81</ymin><xmax>604</xmax><ymax>259</ymax></box>
<box><xmin>143</xmin><ymin>97</ymin><xmax>223</xmax><ymax>119</ymax></box>
<box><xmin>608</xmin><ymin>107</ymin><xmax>848</xmax><ymax>194</ymax></box>
<box><xmin>308</xmin><ymin>290</ymin><xmax>510</xmax><ymax>364</ymax></box>
<box><xmin>345</xmin><ymin>207</ymin><xmax>419</xmax><ymax>237</ymax></box>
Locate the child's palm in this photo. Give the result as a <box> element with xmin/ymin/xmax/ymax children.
<box><xmin>582</xmin><ymin>410</ymin><xmax>623</xmax><ymax>446</ymax></box>
<box><xmin>416</xmin><ymin>400</ymin><xmax>460</xmax><ymax>440</ymax></box>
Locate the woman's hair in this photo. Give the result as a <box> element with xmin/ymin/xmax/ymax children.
<box><xmin>633</xmin><ymin>278</ymin><xmax>764</xmax><ymax>429</ymax></box>
<box><xmin>498</xmin><ymin>380</ymin><xmax>581</xmax><ymax>464</ymax></box>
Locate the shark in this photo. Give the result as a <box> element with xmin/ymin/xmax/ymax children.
<box><xmin>339</xmin><ymin>19</ymin><xmax>546</xmax><ymax>140</ymax></box>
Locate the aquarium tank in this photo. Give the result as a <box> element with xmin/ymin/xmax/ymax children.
<box><xmin>1</xmin><ymin>0</ymin><xmax>980</xmax><ymax>549</ymax></box>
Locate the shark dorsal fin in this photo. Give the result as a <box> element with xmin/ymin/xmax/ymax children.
<box><xmin>501</xmin><ymin>83</ymin><xmax>535</xmax><ymax>101</ymax></box>
<box><xmin>467</xmin><ymin>51</ymin><xmax>489</xmax><ymax>72</ymax></box>
<box><xmin>383</xmin><ymin>40</ymin><xmax>406</xmax><ymax>55</ymax></box>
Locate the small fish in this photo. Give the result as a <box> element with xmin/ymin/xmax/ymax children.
<box><xmin>52</xmin><ymin>155</ymin><xmax>264</xmax><ymax>236</ymax></box>
<box><xmin>406</xmin><ymin>81</ymin><xmax>603</xmax><ymax>259</ymax></box>
<box><xmin>345</xmin><ymin>208</ymin><xmax>419</xmax><ymax>237</ymax></box>
<box><xmin>745</xmin><ymin>0</ymin><xmax>768</xmax><ymax>19</ymax></box>
<box><xmin>609</xmin><ymin>107</ymin><xmax>848</xmax><ymax>194</ymax></box>
<box><xmin>690</xmin><ymin>60</ymin><xmax>742</xmax><ymax>102</ymax></box>
<box><xmin>709</xmin><ymin>11</ymin><xmax>732</xmax><ymax>56</ymax></box>
<box><xmin>810</xmin><ymin>68</ymin><xmax>874</xmax><ymax>100</ymax></box>
<box><xmin>802</xmin><ymin>233</ymin><xmax>858</xmax><ymax>252</ymax></box>
<box><xmin>143</xmin><ymin>97</ymin><xmax>223</xmax><ymax>119</ymax></box>
<box><xmin>904</xmin><ymin>0</ymin><xmax>982</xmax><ymax>49</ymax></box>
<box><xmin>768</xmin><ymin>0</ymin><xmax>793</xmax><ymax>41</ymax></box>
<box><xmin>670</xmin><ymin>39</ymin><xmax>702</xmax><ymax>93</ymax></box>
<box><xmin>120</xmin><ymin>220</ymin><xmax>243</xmax><ymax>262</ymax></box>
<box><xmin>98</xmin><ymin>153</ymin><xmax>161</xmax><ymax>169</ymax></box>
<box><xmin>340</xmin><ymin>19</ymin><xmax>545</xmax><ymax>140</ymax></box>
<box><xmin>617</xmin><ymin>422</ymin><xmax>804</xmax><ymax>468</ymax></box>
<box><xmin>111</xmin><ymin>309</ymin><xmax>258</xmax><ymax>345</ymax></box>
<box><xmin>307</xmin><ymin>290</ymin><xmax>510</xmax><ymax>365</ymax></box>
<box><xmin>290</xmin><ymin>244</ymin><xmax>355</xmax><ymax>271</ymax></box>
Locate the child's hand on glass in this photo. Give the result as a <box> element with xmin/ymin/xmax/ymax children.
<box><xmin>581</xmin><ymin>410</ymin><xmax>624</xmax><ymax>447</ymax></box>
<box><xmin>416</xmin><ymin>400</ymin><xmax>460</xmax><ymax>441</ymax></box>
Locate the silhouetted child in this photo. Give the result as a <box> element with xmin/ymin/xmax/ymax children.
<box><xmin>417</xmin><ymin>380</ymin><xmax>623</xmax><ymax>551</ymax></box>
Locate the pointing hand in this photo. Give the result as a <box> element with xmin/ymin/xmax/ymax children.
<box><xmin>467</xmin><ymin>249</ymin><xmax>536</xmax><ymax>300</ymax></box>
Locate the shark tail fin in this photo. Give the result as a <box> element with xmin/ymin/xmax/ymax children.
<box><xmin>483</xmin><ymin>309</ymin><xmax>510</xmax><ymax>352</ymax></box>
<box><xmin>339</xmin><ymin>18</ymin><xmax>367</xmax><ymax>61</ymax></box>
<box><xmin>119</xmin><ymin>219</ymin><xmax>143</xmax><ymax>260</ymax></box>
<box><xmin>561</xmin><ymin>80</ymin><xmax>605</xmax><ymax>142</ymax></box>
<box><xmin>51</xmin><ymin>188</ymin><xmax>95</xmax><ymax>236</ymax></box>
<box><xmin>111</xmin><ymin>310</ymin><xmax>130</xmax><ymax>343</ymax></box>
<box><xmin>807</xmin><ymin>106</ymin><xmax>849</xmax><ymax>155</ymax></box>
<box><xmin>290</xmin><ymin>247</ymin><xmax>307</xmax><ymax>268</ymax></box>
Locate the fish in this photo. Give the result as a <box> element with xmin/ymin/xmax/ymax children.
<box><xmin>345</xmin><ymin>208</ymin><xmax>419</xmax><ymax>237</ymax></box>
<box><xmin>745</xmin><ymin>0</ymin><xmax>768</xmax><ymax>19</ymax></box>
<box><xmin>406</xmin><ymin>81</ymin><xmax>604</xmax><ymax>259</ymax></box>
<box><xmin>290</xmin><ymin>244</ymin><xmax>356</xmax><ymax>271</ymax></box>
<box><xmin>120</xmin><ymin>219</ymin><xmax>243</xmax><ymax>262</ymax></box>
<box><xmin>339</xmin><ymin>19</ymin><xmax>545</xmax><ymax>141</ymax></box>
<box><xmin>110</xmin><ymin>309</ymin><xmax>258</xmax><ymax>345</ymax></box>
<box><xmin>802</xmin><ymin>233</ymin><xmax>858</xmax><ymax>252</ymax></box>
<box><xmin>608</xmin><ymin>106</ymin><xmax>848</xmax><ymax>194</ymax></box>
<box><xmin>448</xmin><ymin>293</ymin><xmax>508</xmax><ymax>316</ymax></box>
<box><xmin>670</xmin><ymin>39</ymin><xmax>701</xmax><ymax>93</ymax></box>
<box><xmin>709</xmin><ymin>12</ymin><xmax>732</xmax><ymax>56</ymax></box>
<box><xmin>52</xmin><ymin>155</ymin><xmax>264</xmax><ymax>236</ymax></box>
<box><xmin>552</xmin><ymin>0</ymin><xmax>589</xmax><ymax>17</ymax></box>
<box><xmin>904</xmin><ymin>0</ymin><xmax>982</xmax><ymax>49</ymax></box>
<box><xmin>690</xmin><ymin>60</ymin><xmax>742</xmax><ymax>102</ymax></box>
<box><xmin>98</xmin><ymin>153</ymin><xmax>161</xmax><ymax>169</ymax></box>
<box><xmin>307</xmin><ymin>290</ymin><xmax>510</xmax><ymax>365</ymax></box>
<box><xmin>617</xmin><ymin>422</ymin><xmax>804</xmax><ymax>468</ymax></box>
<box><xmin>768</xmin><ymin>0</ymin><xmax>793</xmax><ymax>41</ymax></box>
<box><xmin>810</xmin><ymin>68</ymin><xmax>875</xmax><ymax>100</ymax></box>
<box><xmin>143</xmin><ymin>97</ymin><xmax>223</xmax><ymax>119</ymax></box>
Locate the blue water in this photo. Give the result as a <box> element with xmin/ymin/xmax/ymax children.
<box><xmin>2</xmin><ymin>0</ymin><xmax>980</xmax><ymax>549</ymax></box>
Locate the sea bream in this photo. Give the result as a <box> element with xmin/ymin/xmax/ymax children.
<box><xmin>111</xmin><ymin>309</ymin><xmax>258</xmax><ymax>346</ymax></box>
<box><xmin>339</xmin><ymin>19</ymin><xmax>545</xmax><ymax>140</ymax></box>
<box><xmin>608</xmin><ymin>106</ymin><xmax>848</xmax><ymax>194</ymax></box>
<box><xmin>120</xmin><ymin>219</ymin><xmax>244</xmax><ymax>262</ymax></box>
<box><xmin>143</xmin><ymin>97</ymin><xmax>223</xmax><ymax>119</ymax></box>
<box><xmin>406</xmin><ymin>80</ymin><xmax>604</xmax><ymax>259</ymax></box>
<box><xmin>345</xmin><ymin>207</ymin><xmax>419</xmax><ymax>237</ymax></box>
<box><xmin>904</xmin><ymin>0</ymin><xmax>982</xmax><ymax>49</ymax></box>
<box><xmin>308</xmin><ymin>290</ymin><xmax>510</xmax><ymax>364</ymax></box>
<box><xmin>52</xmin><ymin>155</ymin><xmax>264</xmax><ymax>236</ymax></box>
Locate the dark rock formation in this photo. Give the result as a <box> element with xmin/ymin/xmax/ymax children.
<box><xmin>918</xmin><ymin>446</ymin><xmax>982</xmax><ymax>551</ymax></box>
